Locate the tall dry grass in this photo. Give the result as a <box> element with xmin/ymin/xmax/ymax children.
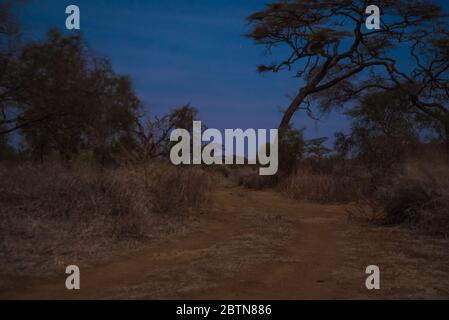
<box><xmin>0</xmin><ymin>162</ymin><xmax>212</xmax><ymax>276</ymax></box>
<box><xmin>371</xmin><ymin>159</ymin><xmax>449</xmax><ymax>236</ymax></box>
<box><xmin>280</xmin><ymin>169</ymin><xmax>365</xmax><ymax>203</ymax></box>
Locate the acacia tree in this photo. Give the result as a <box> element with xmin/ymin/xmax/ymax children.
<box><xmin>247</xmin><ymin>0</ymin><xmax>447</xmax><ymax>138</ymax></box>
<box><xmin>382</xmin><ymin>31</ymin><xmax>449</xmax><ymax>147</ymax></box>
<box><xmin>331</xmin><ymin>25</ymin><xmax>449</xmax><ymax>148</ymax></box>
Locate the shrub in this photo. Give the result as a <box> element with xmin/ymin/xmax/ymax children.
<box><xmin>145</xmin><ymin>164</ymin><xmax>211</xmax><ymax>214</ymax></box>
<box><xmin>0</xmin><ymin>162</ymin><xmax>212</xmax><ymax>275</ymax></box>
<box><xmin>371</xmin><ymin>159</ymin><xmax>449</xmax><ymax>236</ymax></box>
<box><xmin>0</xmin><ymin>163</ymin><xmax>210</xmax><ymax>237</ymax></box>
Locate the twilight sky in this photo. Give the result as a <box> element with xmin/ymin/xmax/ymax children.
<box><xmin>17</xmin><ymin>0</ymin><xmax>449</xmax><ymax>142</ymax></box>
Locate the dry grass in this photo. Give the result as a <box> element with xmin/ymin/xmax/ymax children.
<box><xmin>144</xmin><ymin>165</ymin><xmax>212</xmax><ymax>215</ymax></box>
<box><xmin>0</xmin><ymin>162</ymin><xmax>212</xmax><ymax>278</ymax></box>
<box><xmin>280</xmin><ymin>169</ymin><xmax>365</xmax><ymax>204</ymax></box>
<box><xmin>336</xmin><ymin>220</ymin><xmax>449</xmax><ymax>299</ymax></box>
<box><xmin>370</xmin><ymin>159</ymin><xmax>449</xmax><ymax>236</ymax></box>
<box><xmin>231</xmin><ymin>167</ymin><xmax>278</xmax><ymax>190</ymax></box>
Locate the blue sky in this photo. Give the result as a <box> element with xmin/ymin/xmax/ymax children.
<box><xmin>17</xmin><ymin>0</ymin><xmax>449</xmax><ymax>142</ymax></box>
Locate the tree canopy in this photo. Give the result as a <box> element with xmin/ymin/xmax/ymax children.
<box><xmin>247</xmin><ymin>0</ymin><xmax>449</xmax><ymax>140</ymax></box>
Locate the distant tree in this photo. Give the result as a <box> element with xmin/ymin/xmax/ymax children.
<box><xmin>347</xmin><ymin>89</ymin><xmax>419</xmax><ymax>140</ymax></box>
<box><xmin>168</xmin><ymin>105</ymin><xmax>199</xmax><ymax>133</ymax></box>
<box><xmin>247</xmin><ymin>0</ymin><xmax>447</xmax><ymax>138</ymax></box>
<box><xmin>334</xmin><ymin>132</ymin><xmax>352</xmax><ymax>159</ymax></box>
<box><xmin>305</xmin><ymin>137</ymin><xmax>331</xmax><ymax>161</ymax></box>
<box><xmin>132</xmin><ymin>105</ymin><xmax>200</xmax><ymax>162</ymax></box>
<box><xmin>278</xmin><ymin>124</ymin><xmax>305</xmax><ymax>174</ymax></box>
<box><xmin>335</xmin><ymin>88</ymin><xmax>421</xmax><ymax>170</ymax></box>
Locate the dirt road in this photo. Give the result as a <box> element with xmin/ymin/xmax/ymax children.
<box><xmin>2</xmin><ymin>187</ymin><xmax>449</xmax><ymax>299</ymax></box>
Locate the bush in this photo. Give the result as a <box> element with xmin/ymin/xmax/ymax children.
<box><xmin>146</xmin><ymin>164</ymin><xmax>211</xmax><ymax>214</ymax></box>
<box><xmin>0</xmin><ymin>163</ymin><xmax>210</xmax><ymax>237</ymax></box>
<box><xmin>371</xmin><ymin>160</ymin><xmax>449</xmax><ymax>236</ymax></box>
<box><xmin>0</xmin><ymin>162</ymin><xmax>212</xmax><ymax>275</ymax></box>
<box><xmin>280</xmin><ymin>169</ymin><xmax>365</xmax><ymax>203</ymax></box>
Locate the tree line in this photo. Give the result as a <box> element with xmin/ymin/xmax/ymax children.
<box><xmin>2</xmin><ymin>0</ymin><xmax>449</xmax><ymax>173</ymax></box>
<box><xmin>0</xmin><ymin>1</ymin><xmax>200</xmax><ymax>164</ymax></box>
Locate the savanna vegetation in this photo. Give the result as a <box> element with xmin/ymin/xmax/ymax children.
<box><xmin>1</xmin><ymin>0</ymin><xmax>449</xmax><ymax>297</ymax></box>
<box><xmin>242</xmin><ymin>0</ymin><xmax>449</xmax><ymax>236</ymax></box>
<box><xmin>0</xmin><ymin>1</ymin><xmax>215</xmax><ymax>277</ymax></box>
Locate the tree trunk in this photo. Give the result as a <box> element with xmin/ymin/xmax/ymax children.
<box><xmin>278</xmin><ymin>89</ymin><xmax>308</xmax><ymax>134</ymax></box>
<box><xmin>277</xmin><ymin>89</ymin><xmax>308</xmax><ymax>174</ymax></box>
